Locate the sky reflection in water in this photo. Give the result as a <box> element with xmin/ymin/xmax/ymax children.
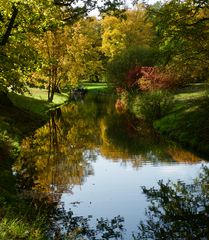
<box><xmin>61</xmin><ymin>152</ymin><xmax>206</xmax><ymax>238</ymax></box>
<box><xmin>15</xmin><ymin>95</ymin><xmax>208</xmax><ymax>239</ymax></box>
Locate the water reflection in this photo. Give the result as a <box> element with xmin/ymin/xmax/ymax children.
<box><xmin>49</xmin><ymin>204</ymin><xmax>125</xmax><ymax>239</ymax></box>
<box><xmin>13</xmin><ymin>95</ymin><xmax>206</xmax><ymax>238</ymax></box>
<box><xmin>14</xmin><ymin>95</ymin><xmax>175</xmax><ymax>199</ymax></box>
<box><xmin>47</xmin><ymin>165</ymin><xmax>209</xmax><ymax>239</ymax></box>
<box><xmin>135</xmin><ymin>166</ymin><xmax>209</xmax><ymax>240</ymax></box>
<box><xmin>14</xmin><ymin>101</ymin><xmax>101</xmax><ymax>202</ymax></box>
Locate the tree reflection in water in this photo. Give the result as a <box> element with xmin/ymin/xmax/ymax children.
<box><xmin>12</xmin><ymin>95</ymin><xmax>207</xmax><ymax>239</ymax></box>
<box><xmin>13</xmin><ymin>101</ymin><xmax>101</xmax><ymax>203</ymax></box>
<box><xmin>48</xmin><ymin>204</ymin><xmax>125</xmax><ymax>239</ymax></box>
<box><xmin>135</xmin><ymin>166</ymin><xmax>209</xmax><ymax>240</ymax></box>
<box><xmin>46</xmin><ymin>166</ymin><xmax>209</xmax><ymax>239</ymax></box>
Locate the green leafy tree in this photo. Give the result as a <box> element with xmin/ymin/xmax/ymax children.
<box><xmin>0</xmin><ymin>0</ymin><xmax>139</xmax><ymax>101</ymax></box>
<box><xmin>101</xmin><ymin>5</ymin><xmax>157</xmax><ymax>88</ymax></box>
<box><xmin>101</xmin><ymin>15</ymin><xmax>126</xmax><ymax>59</ymax></box>
<box><xmin>99</xmin><ymin>0</ymin><xmax>126</xmax><ymax>18</ymax></box>
<box><xmin>106</xmin><ymin>46</ymin><xmax>157</xmax><ymax>87</ymax></box>
<box><xmin>0</xmin><ymin>0</ymin><xmax>65</xmax><ymax>95</ymax></box>
<box><xmin>147</xmin><ymin>0</ymin><xmax>209</xmax><ymax>82</ymax></box>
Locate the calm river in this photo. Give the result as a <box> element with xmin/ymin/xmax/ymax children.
<box><xmin>14</xmin><ymin>94</ymin><xmax>208</xmax><ymax>239</ymax></box>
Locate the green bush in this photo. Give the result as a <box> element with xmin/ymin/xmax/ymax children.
<box><xmin>132</xmin><ymin>90</ymin><xmax>174</xmax><ymax>122</ymax></box>
<box><xmin>106</xmin><ymin>46</ymin><xmax>158</xmax><ymax>86</ymax></box>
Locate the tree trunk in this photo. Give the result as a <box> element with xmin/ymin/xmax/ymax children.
<box><xmin>0</xmin><ymin>5</ymin><xmax>18</xmax><ymax>46</ymax></box>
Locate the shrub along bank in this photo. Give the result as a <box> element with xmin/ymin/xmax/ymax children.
<box><xmin>129</xmin><ymin>83</ymin><xmax>209</xmax><ymax>156</ymax></box>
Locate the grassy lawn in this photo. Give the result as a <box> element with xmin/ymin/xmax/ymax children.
<box><xmin>0</xmin><ymin>87</ymin><xmax>68</xmax><ymax>149</ymax></box>
<box><xmin>82</xmin><ymin>82</ymin><xmax>114</xmax><ymax>93</ymax></box>
<box><xmin>27</xmin><ymin>88</ymin><xmax>68</xmax><ymax>104</ymax></box>
<box><xmin>8</xmin><ymin>88</ymin><xmax>68</xmax><ymax>118</ymax></box>
<box><xmin>174</xmin><ymin>83</ymin><xmax>208</xmax><ymax>110</ymax></box>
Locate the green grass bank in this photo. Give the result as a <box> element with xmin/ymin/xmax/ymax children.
<box><xmin>0</xmin><ymin>89</ymin><xmax>69</xmax><ymax>239</ymax></box>
<box><xmin>154</xmin><ymin>83</ymin><xmax>209</xmax><ymax>156</ymax></box>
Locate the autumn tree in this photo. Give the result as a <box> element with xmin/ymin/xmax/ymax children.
<box><xmin>14</xmin><ymin>101</ymin><xmax>100</xmax><ymax>199</ymax></box>
<box><xmin>101</xmin><ymin>4</ymin><xmax>157</xmax><ymax>88</ymax></box>
<box><xmin>31</xmin><ymin>28</ymin><xmax>69</xmax><ymax>101</ymax></box>
<box><xmin>101</xmin><ymin>4</ymin><xmax>153</xmax><ymax>60</ymax></box>
<box><xmin>101</xmin><ymin>16</ymin><xmax>126</xmax><ymax>59</ymax></box>
<box><xmin>0</xmin><ymin>0</ymin><xmax>74</xmax><ymax>102</ymax></box>
<box><xmin>0</xmin><ymin>0</ymin><xmax>120</xmax><ymax>100</ymax></box>
<box><xmin>66</xmin><ymin>17</ymin><xmax>104</xmax><ymax>86</ymax></box>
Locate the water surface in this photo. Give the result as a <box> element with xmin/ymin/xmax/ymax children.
<box><xmin>14</xmin><ymin>95</ymin><xmax>208</xmax><ymax>239</ymax></box>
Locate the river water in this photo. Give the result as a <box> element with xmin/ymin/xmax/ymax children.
<box><xmin>14</xmin><ymin>94</ymin><xmax>208</xmax><ymax>239</ymax></box>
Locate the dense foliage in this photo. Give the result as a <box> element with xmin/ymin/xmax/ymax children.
<box><xmin>1</xmin><ymin>1</ymin><xmax>209</xmax><ymax>238</ymax></box>
<box><xmin>1</xmin><ymin>0</ymin><xmax>209</xmax><ymax>99</ymax></box>
<box><xmin>106</xmin><ymin>47</ymin><xmax>157</xmax><ymax>88</ymax></box>
<box><xmin>132</xmin><ymin>90</ymin><xmax>175</xmax><ymax>122</ymax></box>
<box><xmin>0</xmin><ymin>0</ymin><xmax>128</xmax><ymax>100</ymax></box>
<box><xmin>147</xmin><ymin>0</ymin><xmax>209</xmax><ymax>82</ymax></box>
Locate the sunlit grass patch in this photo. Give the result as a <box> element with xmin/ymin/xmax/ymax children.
<box><xmin>82</xmin><ymin>82</ymin><xmax>113</xmax><ymax>93</ymax></box>
<box><xmin>175</xmin><ymin>90</ymin><xmax>207</xmax><ymax>102</ymax></box>
<box><xmin>27</xmin><ymin>88</ymin><xmax>68</xmax><ymax>105</ymax></box>
<box><xmin>83</xmin><ymin>82</ymin><xmax>108</xmax><ymax>89</ymax></box>
<box><xmin>174</xmin><ymin>83</ymin><xmax>209</xmax><ymax>101</ymax></box>
<box><xmin>0</xmin><ymin>216</ymin><xmax>44</xmax><ymax>240</ymax></box>
<box><xmin>8</xmin><ymin>88</ymin><xmax>68</xmax><ymax>118</ymax></box>
<box><xmin>172</xmin><ymin>83</ymin><xmax>209</xmax><ymax>112</ymax></box>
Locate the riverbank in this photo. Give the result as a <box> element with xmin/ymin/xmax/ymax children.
<box><xmin>0</xmin><ymin>106</ymin><xmax>45</xmax><ymax>239</ymax></box>
<box><xmin>0</xmin><ymin>89</ymin><xmax>69</xmax><ymax>239</ymax></box>
<box><xmin>154</xmin><ymin>83</ymin><xmax>209</xmax><ymax>157</ymax></box>
<box><xmin>0</xmin><ymin>88</ymin><xmax>68</xmax><ymax>154</ymax></box>
<box><xmin>0</xmin><ymin>84</ymin><xmax>113</xmax><ymax>238</ymax></box>
<box><xmin>0</xmin><ymin>83</ymin><xmax>112</xmax><ymax>146</ymax></box>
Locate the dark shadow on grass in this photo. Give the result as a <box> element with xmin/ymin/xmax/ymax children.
<box><xmin>155</xmin><ymin>97</ymin><xmax>209</xmax><ymax>158</ymax></box>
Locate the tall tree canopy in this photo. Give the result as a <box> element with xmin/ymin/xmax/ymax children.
<box><xmin>147</xmin><ymin>0</ymin><xmax>209</xmax><ymax>81</ymax></box>
<box><xmin>101</xmin><ymin>4</ymin><xmax>153</xmax><ymax>60</ymax></box>
<box><xmin>0</xmin><ymin>0</ymin><xmax>65</xmax><ymax>94</ymax></box>
<box><xmin>0</xmin><ymin>0</ymin><xmax>125</xmax><ymax>97</ymax></box>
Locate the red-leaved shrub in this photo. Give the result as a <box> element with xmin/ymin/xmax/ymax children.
<box><xmin>125</xmin><ymin>66</ymin><xmax>178</xmax><ymax>91</ymax></box>
<box><xmin>115</xmin><ymin>99</ymin><xmax>126</xmax><ymax>113</ymax></box>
